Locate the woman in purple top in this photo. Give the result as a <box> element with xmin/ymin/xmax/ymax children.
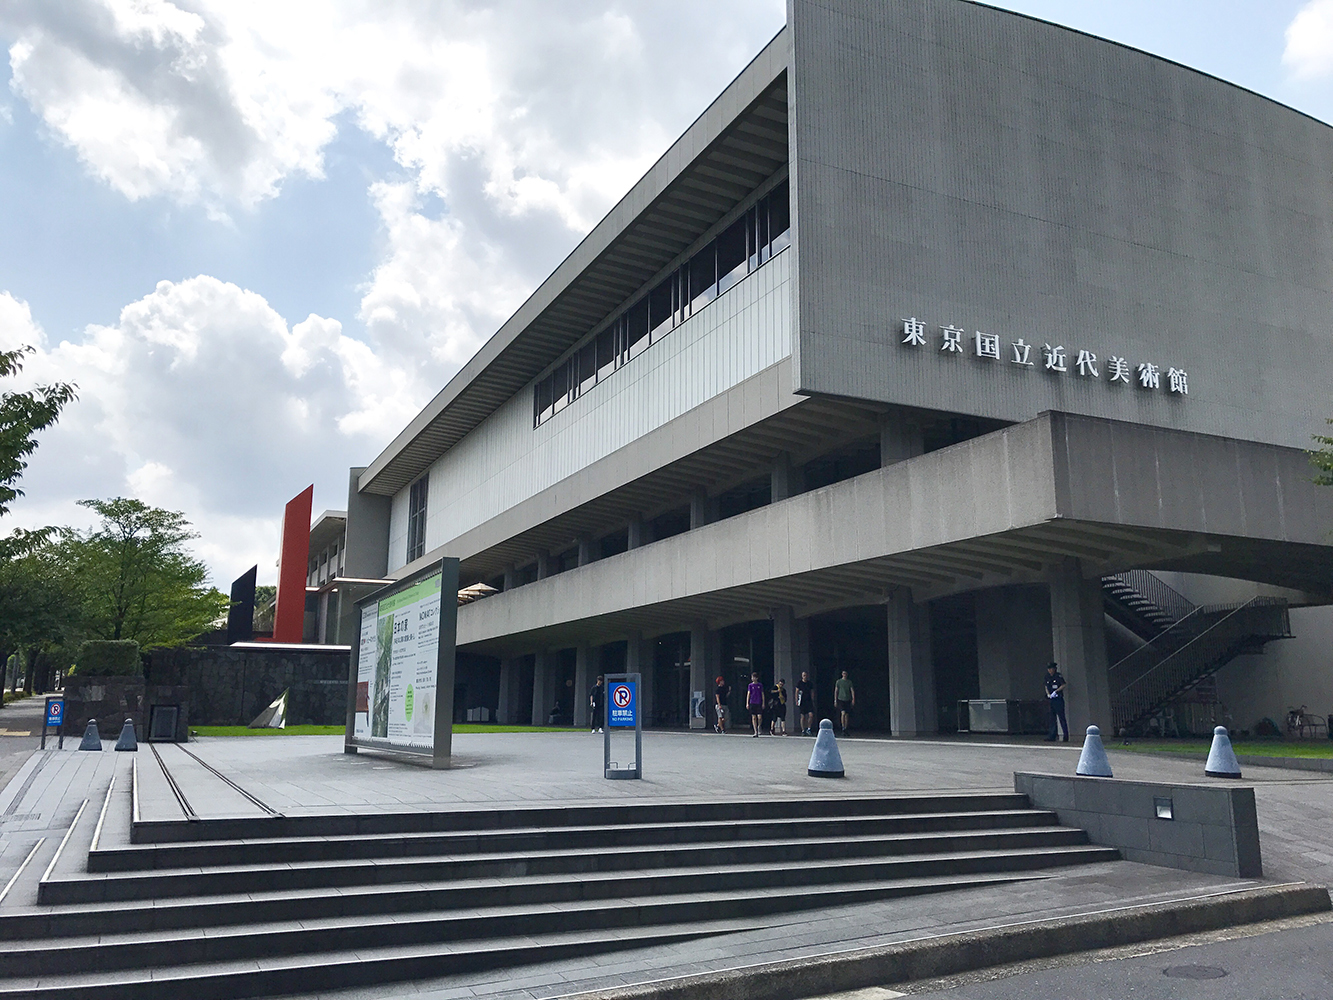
<box><xmin>746</xmin><ymin>672</ymin><xmax>765</xmax><ymax>737</ymax></box>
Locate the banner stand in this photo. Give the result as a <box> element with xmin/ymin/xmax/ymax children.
<box><xmin>344</xmin><ymin>558</ymin><xmax>459</xmax><ymax>769</ymax></box>
<box><xmin>603</xmin><ymin>672</ymin><xmax>642</xmax><ymax>780</ymax></box>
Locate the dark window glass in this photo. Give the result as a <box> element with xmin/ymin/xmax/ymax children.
<box><xmin>534</xmin><ymin>376</ymin><xmax>553</xmax><ymax>426</ymax></box>
<box><xmin>598</xmin><ymin>529</ymin><xmax>628</xmax><ymax>559</ymax></box>
<box><xmin>596</xmin><ymin>325</ymin><xmax>618</xmax><ymax>380</ymax></box>
<box><xmin>716</xmin><ymin>216</ymin><xmax>748</xmax><ymax>295</ymax></box>
<box><xmin>649</xmin><ymin>275</ymin><xmax>674</xmax><ymax>341</ymax></box>
<box><xmin>626</xmin><ymin>299</ymin><xmax>649</xmax><ymax>360</ymax></box>
<box><xmin>688</xmin><ymin>243</ymin><xmax>716</xmax><ymax>313</ymax></box>
<box><xmin>551</xmin><ymin>360</ymin><xmax>569</xmax><ymax>414</ymax></box>
<box><xmin>578</xmin><ymin>342</ymin><xmax>597</xmax><ymax>395</ymax></box>
<box><xmin>745</xmin><ymin>206</ymin><xmax>759</xmax><ymax>270</ymax></box>
<box><xmin>757</xmin><ymin>194</ymin><xmax>772</xmax><ymax>263</ymax></box>
<box><xmin>407</xmin><ymin>476</ymin><xmax>429</xmax><ymax>562</ymax></box>
<box><xmin>768</xmin><ymin>179</ymin><xmax>790</xmax><ymax>254</ymax></box>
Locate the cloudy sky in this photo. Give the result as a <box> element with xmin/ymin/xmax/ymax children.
<box><xmin>2</xmin><ymin>0</ymin><xmax>1333</xmax><ymax>589</ymax></box>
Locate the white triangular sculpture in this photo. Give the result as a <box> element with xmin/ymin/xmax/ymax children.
<box><xmin>1075</xmin><ymin>725</ymin><xmax>1113</xmax><ymax>777</ymax></box>
<box><xmin>248</xmin><ymin>689</ymin><xmax>288</xmax><ymax>729</ymax></box>
<box><xmin>807</xmin><ymin>719</ymin><xmax>845</xmax><ymax>778</ymax></box>
<box><xmin>1204</xmin><ymin>726</ymin><xmax>1242</xmax><ymax>778</ymax></box>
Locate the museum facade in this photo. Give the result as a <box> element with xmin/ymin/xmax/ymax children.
<box><xmin>334</xmin><ymin>0</ymin><xmax>1333</xmax><ymax>738</ymax></box>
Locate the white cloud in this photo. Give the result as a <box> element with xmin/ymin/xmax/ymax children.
<box><xmin>1285</xmin><ymin>0</ymin><xmax>1333</xmax><ymax>79</ymax></box>
<box><xmin>1</xmin><ymin>280</ymin><xmax>428</xmax><ymax>586</ymax></box>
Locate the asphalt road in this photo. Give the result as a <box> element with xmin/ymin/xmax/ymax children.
<box><xmin>901</xmin><ymin>915</ymin><xmax>1333</xmax><ymax>999</ymax></box>
<box><xmin>0</xmin><ymin>696</ymin><xmax>44</xmax><ymax>795</ymax></box>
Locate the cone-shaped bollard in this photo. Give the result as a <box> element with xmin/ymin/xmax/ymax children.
<box><xmin>78</xmin><ymin>719</ymin><xmax>102</xmax><ymax>751</ymax></box>
<box><xmin>808</xmin><ymin>719</ymin><xmax>845</xmax><ymax>778</ymax></box>
<box><xmin>1205</xmin><ymin>726</ymin><xmax>1242</xmax><ymax>778</ymax></box>
<box><xmin>1075</xmin><ymin>725</ymin><xmax>1113</xmax><ymax>777</ymax></box>
<box><xmin>114</xmin><ymin>718</ymin><xmax>138</xmax><ymax>752</ymax></box>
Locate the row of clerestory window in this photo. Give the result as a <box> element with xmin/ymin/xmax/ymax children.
<box><xmin>533</xmin><ymin>179</ymin><xmax>790</xmax><ymax>428</ymax></box>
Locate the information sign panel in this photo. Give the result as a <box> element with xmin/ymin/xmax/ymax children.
<box><xmin>45</xmin><ymin>699</ymin><xmax>63</xmax><ymax>728</ymax></box>
<box><xmin>608</xmin><ymin>681</ymin><xmax>637</xmax><ymax>727</ymax></box>
<box><xmin>345</xmin><ymin>558</ymin><xmax>459</xmax><ymax>768</ymax></box>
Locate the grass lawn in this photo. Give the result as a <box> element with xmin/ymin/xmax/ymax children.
<box><xmin>1120</xmin><ymin>739</ymin><xmax>1333</xmax><ymax>759</ymax></box>
<box><xmin>191</xmin><ymin>724</ymin><xmax>576</xmax><ymax>737</ymax></box>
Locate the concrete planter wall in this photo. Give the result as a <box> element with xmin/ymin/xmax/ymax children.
<box><xmin>62</xmin><ymin>676</ymin><xmax>191</xmax><ymax>742</ymax></box>
<box><xmin>147</xmin><ymin>647</ymin><xmax>349</xmax><ymax>726</ymax></box>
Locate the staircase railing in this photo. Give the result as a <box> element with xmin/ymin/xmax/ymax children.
<box><xmin>1109</xmin><ymin>569</ymin><xmax>1196</xmax><ymax>624</ymax></box>
<box><xmin>1109</xmin><ymin>597</ymin><xmax>1291</xmax><ymax>734</ymax></box>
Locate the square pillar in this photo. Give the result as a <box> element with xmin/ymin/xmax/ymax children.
<box><xmin>689</xmin><ymin>627</ymin><xmax>717</xmax><ymax>729</ymax></box>
<box><xmin>577</xmin><ymin>537</ymin><xmax>594</xmax><ymax>567</ymax></box>
<box><xmin>975</xmin><ymin>585</ymin><xmax>1053</xmax><ymax>701</ymax></box>
<box><xmin>1049</xmin><ymin>558</ymin><xmax>1112</xmax><ymax>735</ymax></box>
<box><xmin>574</xmin><ymin>644</ymin><xmax>592</xmax><ymax>728</ymax></box>
<box><xmin>689</xmin><ymin>491</ymin><xmax>714</xmax><ymax>529</ymax></box>
<box><xmin>772</xmin><ymin>606</ymin><xmax>808</xmax><ymax>729</ymax></box>
<box><xmin>880</xmin><ymin>410</ymin><xmax>924</xmax><ymax>467</ymax></box>
<box><xmin>888</xmin><ymin>587</ymin><xmax>937</xmax><ymax>736</ymax></box>
<box><xmin>502</xmin><ymin>564</ymin><xmax>516</xmax><ymax>591</ymax></box>
<box><xmin>497</xmin><ymin>657</ymin><xmax>521</xmax><ymax>724</ymax></box>
<box><xmin>531</xmin><ymin>650</ymin><xmax>555</xmax><ymax>727</ymax></box>
<box><xmin>627</xmin><ymin>517</ymin><xmax>650</xmax><ymax>549</ymax></box>
<box><xmin>771</xmin><ymin>452</ymin><xmax>804</xmax><ymax>502</ymax></box>
<box><xmin>626</xmin><ymin>632</ymin><xmax>653</xmax><ymax>725</ymax></box>
<box><xmin>536</xmin><ymin>550</ymin><xmax>550</xmax><ymax>580</ymax></box>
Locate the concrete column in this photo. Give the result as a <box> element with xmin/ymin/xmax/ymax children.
<box><xmin>536</xmin><ymin>550</ymin><xmax>550</xmax><ymax>580</ymax></box>
<box><xmin>887</xmin><ymin>587</ymin><xmax>937</xmax><ymax>736</ymax></box>
<box><xmin>627</xmin><ymin>517</ymin><xmax>650</xmax><ymax>549</ymax></box>
<box><xmin>574</xmin><ymin>644</ymin><xmax>592</xmax><ymax>728</ymax></box>
<box><xmin>502</xmin><ymin>564</ymin><xmax>516</xmax><ymax>591</ymax></box>
<box><xmin>975</xmin><ymin>585</ymin><xmax>1054</xmax><ymax>701</ymax></box>
<box><xmin>689</xmin><ymin>491</ymin><xmax>714</xmax><ymax>530</ymax></box>
<box><xmin>1049</xmin><ymin>558</ymin><xmax>1113</xmax><ymax>734</ymax></box>
<box><xmin>880</xmin><ymin>410</ymin><xmax>924</xmax><ymax>467</ymax></box>
<box><xmin>577</xmin><ymin>536</ymin><xmax>594</xmax><ymax>567</ymax></box>
<box><xmin>497</xmin><ymin>657</ymin><xmax>517</xmax><ymax>724</ymax></box>
<box><xmin>689</xmin><ymin>627</ymin><xmax>716</xmax><ymax>729</ymax></box>
<box><xmin>531</xmin><ymin>650</ymin><xmax>555</xmax><ymax>727</ymax></box>
<box><xmin>771</xmin><ymin>452</ymin><xmax>805</xmax><ymax>502</ymax></box>
<box><xmin>772</xmin><ymin>606</ymin><xmax>808</xmax><ymax>730</ymax></box>
<box><xmin>626</xmin><ymin>632</ymin><xmax>653</xmax><ymax>726</ymax></box>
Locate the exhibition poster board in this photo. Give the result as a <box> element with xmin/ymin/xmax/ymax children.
<box><xmin>344</xmin><ymin>558</ymin><xmax>459</xmax><ymax>768</ymax></box>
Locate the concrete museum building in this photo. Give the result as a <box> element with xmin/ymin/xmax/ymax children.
<box><xmin>336</xmin><ymin>0</ymin><xmax>1333</xmax><ymax>741</ymax></box>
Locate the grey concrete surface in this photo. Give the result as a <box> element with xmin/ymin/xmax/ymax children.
<box><xmin>1016</xmin><ymin>773</ymin><xmax>1262</xmax><ymax>878</ymax></box>
<box><xmin>907</xmin><ymin>917</ymin><xmax>1333</xmax><ymax>998</ymax></box>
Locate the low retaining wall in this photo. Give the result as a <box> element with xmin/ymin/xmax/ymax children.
<box><xmin>1014</xmin><ymin>771</ymin><xmax>1262</xmax><ymax>878</ymax></box>
<box><xmin>148</xmin><ymin>646</ymin><xmax>349</xmax><ymax>726</ymax></box>
<box><xmin>62</xmin><ymin>677</ymin><xmax>191</xmax><ymax>741</ymax></box>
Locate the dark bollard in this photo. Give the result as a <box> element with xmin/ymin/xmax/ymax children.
<box><xmin>78</xmin><ymin>719</ymin><xmax>102</xmax><ymax>751</ymax></box>
<box><xmin>114</xmin><ymin>718</ymin><xmax>138</xmax><ymax>752</ymax></box>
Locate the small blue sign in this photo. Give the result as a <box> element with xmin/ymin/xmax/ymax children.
<box><xmin>607</xmin><ymin>681</ymin><xmax>637</xmax><ymax>727</ymax></box>
<box><xmin>45</xmin><ymin>699</ymin><xmax>64</xmax><ymax>727</ymax></box>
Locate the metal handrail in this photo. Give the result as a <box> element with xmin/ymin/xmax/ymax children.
<box><xmin>1109</xmin><ymin>569</ymin><xmax>1196</xmax><ymax>623</ymax></box>
<box><xmin>1110</xmin><ymin>598</ymin><xmax>1290</xmax><ymax>732</ymax></box>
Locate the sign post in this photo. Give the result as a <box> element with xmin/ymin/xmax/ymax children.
<box><xmin>344</xmin><ymin>558</ymin><xmax>459</xmax><ymax>769</ymax></box>
<box><xmin>41</xmin><ymin>696</ymin><xmax>64</xmax><ymax>750</ymax></box>
<box><xmin>603</xmin><ymin>672</ymin><xmax>642</xmax><ymax>780</ymax></box>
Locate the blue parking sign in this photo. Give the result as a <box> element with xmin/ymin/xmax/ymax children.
<box><xmin>45</xmin><ymin>699</ymin><xmax>63</xmax><ymax>728</ymax></box>
<box><xmin>607</xmin><ymin>681</ymin><xmax>637</xmax><ymax>727</ymax></box>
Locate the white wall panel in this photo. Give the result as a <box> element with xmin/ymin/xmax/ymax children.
<box><xmin>386</xmin><ymin>249</ymin><xmax>792</xmax><ymax>572</ymax></box>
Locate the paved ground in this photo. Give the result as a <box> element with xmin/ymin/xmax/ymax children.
<box><xmin>2</xmin><ymin>727</ymin><xmax>1330</xmax><ymax>999</ymax></box>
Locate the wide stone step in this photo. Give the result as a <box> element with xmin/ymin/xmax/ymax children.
<box><xmin>40</xmin><ymin>828</ymin><xmax>1097</xmax><ymax>904</ymax></box>
<box><xmin>90</xmin><ymin>808</ymin><xmax>1060</xmax><ymax>871</ymax></box>
<box><xmin>128</xmin><ymin>793</ymin><xmax>1035</xmax><ymax>843</ymax></box>
<box><xmin>0</xmin><ymin>871</ymin><xmax>1050</xmax><ymax>977</ymax></box>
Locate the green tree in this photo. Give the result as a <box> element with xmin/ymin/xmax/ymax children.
<box><xmin>0</xmin><ymin>544</ymin><xmax>81</xmax><ymax>693</ymax></box>
<box><xmin>0</xmin><ymin>346</ymin><xmax>76</xmax><ymax>518</ymax></box>
<box><xmin>62</xmin><ymin>498</ymin><xmax>228</xmax><ymax>647</ymax></box>
<box><xmin>1313</xmin><ymin>419</ymin><xmax>1333</xmax><ymax>487</ymax></box>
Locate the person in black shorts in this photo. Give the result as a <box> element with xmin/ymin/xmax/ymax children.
<box><xmin>795</xmin><ymin>671</ymin><xmax>815</xmax><ymax>736</ymax></box>
<box><xmin>834</xmin><ymin>670</ymin><xmax>855</xmax><ymax>734</ymax></box>
<box><xmin>768</xmin><ymin>679</ymin><xmax>788</xmax><ymax>736</ymax></box>
<box><xmin>589</xmin><ymin>675</ymin><xmax>605</xmax><ymax>733</ymax></box>
<box><xmin>714</xmin><ymin>675</ymin><xmax>731</xmax><ymax>733</ymax></box>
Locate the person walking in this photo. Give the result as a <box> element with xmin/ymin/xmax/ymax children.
<box><xmin>834</xmin><ymin>670</ymin><xmax>855</xmax><ymax>734</ymax></box>
<box><xmin>796</xmin><ymin>670</ymin><xmax>815</xmax><ymax>736</ymax></box>
<box><xmin>589</xmin><ymin>675</ymin><xmax>605</xmax><ymax>733</ymax></box>
<box><xmin>714</xmin><ymin>675</ymin><xmax>731</xmax><ymax>733</ymax></box>
<box><xmin>746</xmin><ymin>672</ymin><xmax>765</xmax><ymax>737</ymax></box>
<box><xmin>1044</xmin><ymin>662</ymin><xmax>1069</xmax><ymax>742</ymax></box>
<box><xmin>768</xmin><ymin>678</ymin><xmax>788</xmax><ymax>735</ymax></box>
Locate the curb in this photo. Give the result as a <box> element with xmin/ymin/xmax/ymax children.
<box><xmin>1120</xmin><ymin>748</ymin><xmax>1333</xmax><ymax>774</ymax></box>
<box><xmin>563</xmin><ymin>883</ymin><xmax>1331</xmax><ymax>1000</ymax></box>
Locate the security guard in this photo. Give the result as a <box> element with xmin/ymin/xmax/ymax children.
<box><xmin>1044</xmin><ymin>662</ymin><xmax>1069</xmax><ymax>742</ymax></box>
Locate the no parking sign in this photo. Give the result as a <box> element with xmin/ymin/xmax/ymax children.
<box><xmin>608</xmin><ymin>681</ymin><xmax>637</xmax><ymax>727</ymax></box>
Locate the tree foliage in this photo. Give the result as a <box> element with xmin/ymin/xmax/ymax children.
<box><xmin>60</xmin><ymin>498</ymin><xmax>228</xmax><ymax>648</ymax></box>
<box><xmin>0</xmin><ymin>346</ymin><xmax>76</xmax><ymax>518</ymax></box>
<box><xmin>1313</xmin><ymin>419</ymin><xmax>1333</xmax><ymax>488</ymax></box>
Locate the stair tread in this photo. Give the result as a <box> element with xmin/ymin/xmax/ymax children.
<box><xmin>69</xmin><ymin>826</ymin><xmax>1087</xmax><ymax>882</ymax></box>
<box><xmin>101</xmin><ymin>808</ymin><xmax>1056</xmax><ymax>856</ymax></box>
<box><xmin>4</xmin><ymin>870</ymin><xmax>1055</xmax><ymax>953</ymax></box>
<box><xmin>22</xmin><ymin>842</ymin><xmax>1113</xmax><ymax>916</ymax></box>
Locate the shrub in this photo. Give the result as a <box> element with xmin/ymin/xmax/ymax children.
<box><xmin>71</xmin><ymin>640</ymin><xmax>142</xmax><ymax>677</ymax></box>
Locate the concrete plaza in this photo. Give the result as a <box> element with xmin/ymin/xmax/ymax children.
<box><xmin>0</xmin><ymin>728</ymin><xmax>1329</xmax><ymax>999</ymax></box>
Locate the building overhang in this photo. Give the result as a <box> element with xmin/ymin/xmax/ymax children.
<box><xmin>454</xmin><ymin>412</ymin><xmax>1333</xmax><ymax>655</ymax></box>
<box><xmin>358</xmin><ymin>28</ymin><xmax>791</xmax><ymax>498</ymax></box>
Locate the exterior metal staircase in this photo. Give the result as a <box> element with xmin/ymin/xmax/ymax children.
<box><xmin>1101</xmin><ymin>571</ymin><xmax>1292</xmax><ymax>734</ymax></box>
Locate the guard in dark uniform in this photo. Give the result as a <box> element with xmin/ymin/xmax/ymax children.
<box><xmin>1044</xmin><ymin>662</ymin><xmax>1068</xmax><ymax>742</ymax></box>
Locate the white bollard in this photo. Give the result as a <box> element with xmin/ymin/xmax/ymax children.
<box><xmin>1204</xmin><ymin>726</ymin><xmax>1242</xmax><ymax>778</ymax></box>
<box><xmin>1075</xmin><ymin>725</ymin><xmax>1113</xmax><ymax>777</ymax></box>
